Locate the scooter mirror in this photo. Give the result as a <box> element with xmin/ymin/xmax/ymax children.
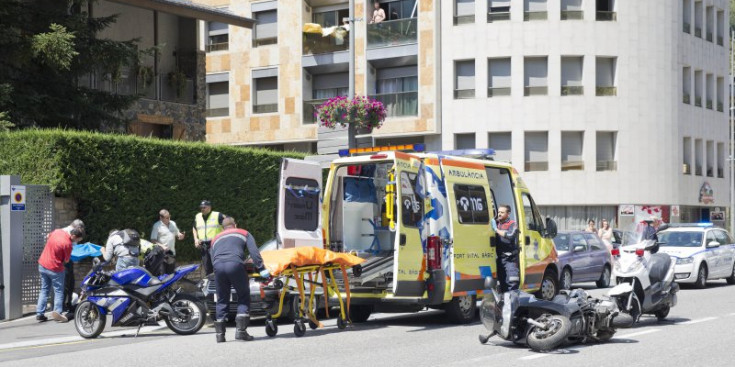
<box><xmin>484</xmin><ymin>276</ymin><xmax>497</xmax><ymax>290</ymax></box>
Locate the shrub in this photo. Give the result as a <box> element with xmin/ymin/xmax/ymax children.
<box><xmin>0</xmin><ymin>129</ymin><xmax>305</xmax><ymax>261</ymax></box>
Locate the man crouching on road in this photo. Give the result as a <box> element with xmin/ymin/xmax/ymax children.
<box><xmin>210</xmin><ymin>217</ymin><xmax>269</xmax><ymax>343</ymax></box>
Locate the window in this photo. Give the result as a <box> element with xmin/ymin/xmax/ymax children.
<box><xmin>561</xmin><ymin>56</ymin><xmax>584</xmax><ymax>95</ymax></box>
<box><xmin>313</xmin><ymin>8</ymin><xmax>349</xmax><ymax>27</ymax></box>
<box><xmin>400</xmin><ymin>172</ymin><xmax>424</xmax><ymax>227</ymax></box>
<box><xmin>683</xmin><ymin>67</ymin><xmax>691</xmax><ymax>104</ymax></box>
<box><xmin>706</xmin><ymin>6</ymin><xmax>714</xmax><ymax>42</ymax></box>
<box><xmin>455</xmin><ymin>133</ymin><xmax>476</xmax><ymax>149</ymax></box>
<box><xmin>584</xmin><ymin>234</ymin><xmax>605</xmax><ymax>251</ymax></box>
<box><xmin>694</xmin><ymin>1</ymin><xmax>703</xmax><ymax>38</ymax></box>
<box><xmin>562</xmin><ymin>131</ymin><xmax>584</xmax><ymax>171</ymax></box>
<box><xmin>596</xmin><ymin>131</ymin><xmax>617</xmax><ymax>171</ymax></box>
<box><xmin>706</xmin><ymin>74</ymin><xmax>714</xmax><ymax>109</ymax></box>
<box><xmin>206</xmin><ymin>77</ymin><xmax>229</xmax><ymax>118</ymax></box>
<box><xmin>717</xmin><ymin>10</ymin><xmax>724</xmax><ymax>45</ymax></box>
<box><xmin>524</xmin><ymin>0</ymin><xmax>547</xmax><ymax>21</ymax></box>
<box><xmin>524</xmin><ymin>132</ymin><xmax>548</xmax><ymax>171</ymax></box>
<box><xmin>683</xmin><ymin>0</ymin><xmax>691</xmax><ymax>33</ymax></box>
<box><xmin>596</xmin><ymin>57</ymin><xmax>617</xmax><ymax>96</ymax></box>
<box><xmin>524</xmin><ymin>57</ymin><xmax>548</xmax><ymax>96</ymax></box>
<box><xmin>488</xmin><ymin>57</ymin><xmax>511</xmax><ymax>97</ymax></box>
<box><xmin>705</xmin><ymin>230</ymin><xmax>716</xmax><ymax>246</ymax></box>
<box><xmin>455</xmin><ymin>60</ymin><xmax>475</xmax><ymax>99</ymax></box>
<box><xmin>283</xmin><ymin>177</ymin><xmax>320</xmax><ymax>231</ymax></box>
<box><xmin>695</xmin><ymin>139</ymin><xmax>703</xmax><ymax>176</ymax></box>
<box><xmin>706</xmin><ymin>140</ymin><xmax>714</xmax><ymax>177</ymax></box>
<box><xmin>683</xmin><ymin>137</ymin><xmax>692</xmax><ymax>174</ymax></box>
<box><xmin>717</xmin><ymin>76</ymin><xmax>724</xmax><ymax>111</ymax></box>
<box><xmin>253</xmin><ymin>68</ymin><xmax>278</xmax><ymax>114</ymax></box>
<box><xmin>206</xmin><ymin>21</ymin><xmax>229</xmax><ymax>52</ymax></box>
<box><xmin>253</xmin><ymin>9</ymin><xmax>277</xmax><ymax>47</ymax></box>
<box><xmin>717</xmin><ymin>142</ymin><xmax>724</xmax><ymax>178</ymax></box>
<box><xmin>561</xmin><ymin>0</ymin><xmax>583</xmax><ymax>20</ymax></box>
<box><xmin>488</xmin><ymin>0</ymin><xmax>511</xmax><ymax>22</ymax></box>
<box><xmin>521</xmin><ymin>193</ymin><xmax>544</xmax><ymax>232</ymax></box>
<box><xmin>454</xmin><ymin>184</ymin><xmax>490</xmax><ymax>224</ymax></box>
<box><xmin>596</xmin><ymin>0</ymin><xmax>616</xmax><ymax>21</ymax></box>
<box><xmin>372</xmin><ymin>66</ymin><xmax>419</xmax><ymax>117</ymax></box>
<box><xmin>694</xmin><ymin>70</ymin><xmax>703</xmax><ymax>107</ymax></box>
<box><xmin>714</xmin><ymin>230</ymin><xmax>730</xmax><ymax>245</ymax></box>
<box><xmin>571</xmin><ymin>234</ymin><xmax>589</xmax><ymax>251</ymax></box>
<box><xmin>455</xmin><ymin>0</ymin><xmax>475</xmax><ymax>25</ymax></box>
<box><xmin>380</xmin><ymin>0</ymin><xmax>416</xmax><ymax>20</ymax></box>
<box><xmin>488</xmin><ymin>132</ymin><xmax>512</xmax><ymax>163</ymax></box>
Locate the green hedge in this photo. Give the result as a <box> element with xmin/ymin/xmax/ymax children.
<box><xmin>0</xmin><ymin>129</ymin><xmax>305</xmax><ymax>261</ymax></box>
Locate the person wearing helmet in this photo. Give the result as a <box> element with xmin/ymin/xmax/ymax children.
<box><xmin>103</xmin><ymin>229</ymin><xmax>142</xmax><ymax>271</ymax></box>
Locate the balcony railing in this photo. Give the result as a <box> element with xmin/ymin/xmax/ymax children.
<box><xmin>596</xmin><ymin>11</ymin><xmax>616</xmax><ymax>21</ymax></box>
<box><xmin>367</xmin><ymin>18</ymin><xmax>418</xmax><ymax>49</ymax></box>
<box><xmin>161</xmin><ymin>75</ymin><xmax>195</xmax><ymax>104</ymax></box>
<box><xmin>682</xmin><ymin>163</ymin><xmax>691</xmax><ymax>174</ymax></box>
<box><xmin>596</xmin><ymin>86</ymin><xmax>617</xmax><ymax>96</ymax></box>
<box><xmin>302</xmin><ymin>98</ymin><xmax>330</xmax><ymax>124</ymax></box>
<box><xmin>718</xmin><ymin>168</ymin><xmax>724</xmax><ymax>178</ymax></box>
<box><xmin>695</xmin><ymin>27</ymin><xmax>702</xmax><ymax>38</ymax></box>
<box><xmin>488</xmin><ymin>87</ymin><xmax>511</xmax><ymax>97</ymax></box>
<box><xmin>707</xmin><ymin>168</ymin><xmax>714</xmax><ymax>177</ymax></box>
<box><xmin>368</xmin><ymin>91</ymin><xmax>418</xmax><ymax>117</ymax></box>
<box><xmin>454</xmin><ymin>14</ymin><xmax>475</xmax><ymax>25</ymax></box>
<box><xmin>454</xmin><ymin>89</ymin><xmax>475</xmax><ymax>99</ymax></box>
<box><xmin>253</xmin><ymin>103</ymin><xmax>278</xmax><ymax>114</ymax></box>
<box><xmin>683</xmin><ymin>93</ymin><xmax>690</xmax><ymax>104</ymax></box>
<box><xmin>303</xmin><ymin>32</ymin><xmax>349</xmax><ymax>55</ymax></box>
<box><xmin>718</xmin><ymin>102</ymin><xmax>723</xmax><ymax>112</ymax></box>
<box><xmin>561</xmin><ymin>86</ymin><xmax>583</xmax><ymax>96</ymax></box>
<box><xmin>525</xmin><ymin>161</ymin><xmax>548</xmax><ymax>171</ymax></box>
<box><xmin>695</xmin><ymin>165</ymin><xmax>702</xmax><ymax>176</ymax></box>
<box><xmin>206</xmin><ymin>43</ymin><xmax>229</xmax><ymax>52</ymax></box>
<box><xmin>695</xmin><ymin>96</ymin><xmax>702</xmax><ymax>107</ymax></box>
<box><xmin>561</xmin><ymin>10</ymin><xmax>583</xmax><ymax>20</ymax></box>
<box><xmin>597</xmin><ymin>161</ymin><xmax>617</xmax><ymax>171</ymax></box>
<box><xmin>562</xmin><ymin>160</ymin><xmax>584</xmax><ymax>171</ymax></box>
<box><xmin>718</xmin><ymin>36</ymin><xmax>723</xmax><ymax>46</ymax></box>
<box><xmin>683</xmin><ymin>22</ymin><xmax>690</xmax><ymax>33</ymax></box>
<box><xmin>206</xmin><ymin>108</ymin><xmax>229</xmax><ymax>118</ymax></box>
<box><xmin>706</xmin><ymin>99</ymin><xmax>713</xmax><ymax>109</ymax></box>
<box><xmin>524</xmin><ymin>86</ymin><xmax>548</xmax><ymax>96</ymax></box>
<box><xmin>487</xmin><ymin>11</ymin><xmax>510</xmax><ymax>22</ymax></box>
<box><xmin>706</xmin><ymin>32</ymin><xmax>713</xmax><ymax>42</ymax></box>
<box><xmin>524</xmin><ymin>11</ymin><xmax>548</xmax><ymax>21</ymax></box>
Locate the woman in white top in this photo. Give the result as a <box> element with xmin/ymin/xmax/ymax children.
<box><xmin>598</xmin><ymin>219</ymin><xmax>614</xmax><ymax>251</ymax></box>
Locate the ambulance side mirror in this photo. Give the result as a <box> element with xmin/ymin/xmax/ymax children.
<box><xmin>545</xmin><ymin>217</ymin><xmax>558</xmax><ymax>238</ymax></box>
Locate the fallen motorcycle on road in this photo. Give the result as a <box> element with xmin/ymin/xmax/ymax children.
<box><xmin>478</xmin><ymin>278</ymin><xmax>634</xmax><ymax>352</ymax></box>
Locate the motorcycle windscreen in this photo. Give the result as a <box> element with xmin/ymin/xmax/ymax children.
<box><xmin>392</xmin><ymin>152</ymin><xmax>426</xmax><ymax>297</ymax></box>
<box><xmin>277</xmin><ymin>158</ymin><xmax>323</xmax><ymax>248</ymax></box>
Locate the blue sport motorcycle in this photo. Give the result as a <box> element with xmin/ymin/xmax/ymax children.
<box><xmin>74</xmin><ymin>258</ymin><xmax>206</xmax><ymax>338</ymax></box>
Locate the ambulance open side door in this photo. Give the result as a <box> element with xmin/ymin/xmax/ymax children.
<box><xmin>277</xmin><ymin>158</ymin><xmax>323</xmax><ymax>248</ymax></box>
<box><xmin>392</xmin><ymin>152</ymin><xmax>425</xmax><ymax>297</ymax></box>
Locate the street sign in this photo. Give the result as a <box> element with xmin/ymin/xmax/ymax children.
<box><xmin>10</xmin><ymin>185</ymin><xmax>25</xmax><ymax>211</ymax></box>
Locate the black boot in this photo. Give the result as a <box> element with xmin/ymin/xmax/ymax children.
<box><xmin>214</xmin><ymin>320</ymin><xmax>226</xmax><ymax>343</ymax></box>
<box><xmin>235</xmin><ymin>314</ymin><xmax>254</xmax><ymax>341</ymax></box>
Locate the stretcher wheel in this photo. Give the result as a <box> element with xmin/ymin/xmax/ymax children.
<box><xmin>337</xmin><ymin>316</ymin><xmax>347</xmax><ymax>330</ymax></box>
<box><xmin>294</xmin><ymin>320</ymin><xmax>306</xmax><ymax>337</ymax></box>
<box><xmin>308</xmin><ymin>320</ymin><xmax>319</xmax><ymax>330</ymax></box>
<box><xmin>265</xmin><ymin>319</ymin><xmax>278</xmax><ymax>337</ymax></box>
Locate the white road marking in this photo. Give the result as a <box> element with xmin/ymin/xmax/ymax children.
<box><xmin>728</xmin><ymin>313</ymin><xmax>735</xmax><ymax>317</ymax></box>
<box><xmin>617</xmin><ymin>328</ymin><xmax>661</xmax><ymax>338</ymax></box>
<box><xmin>0</xmin><ymin>325</ymin><xmax>167</xmax><ymax>351</ymax></box>
<box><xmin>677</xmin><ymin>317</ymin><xmax>718</xmax><ymax>325</ymax></box>
<box><xmin>519</xmin><ymin>353</ymin><xmax>550</xmax><ymax>360</ymax></box>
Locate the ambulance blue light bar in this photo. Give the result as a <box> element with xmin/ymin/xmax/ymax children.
<box><xmin>338</xmin><ymin>143</ymin><xmax>426</xmax><ymax>157</ymax></box>
<box><xmin>665</xmin><ymin>222</ymin><xmax>714</xmax><ymax>228</ymax></box>
<box><xmin>432</xmin><ymin>149</ymin><xmax>496</xmax><ymax>159</ymax></box>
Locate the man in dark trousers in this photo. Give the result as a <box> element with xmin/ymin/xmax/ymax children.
<box><xmin>493</xmin><ymin>205</ymin><xmax>520</xmax><ymax>293</ymax></box>
<box><xmin>210</xmin><ymin>217</ymin><xmax>270</xmax><ymax>343</ymax></box>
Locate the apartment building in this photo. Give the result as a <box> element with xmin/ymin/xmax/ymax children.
<box><xmin>199</xmin><ymin>0</ymin><xmax>730</xmax><ymax>230</ymax></box>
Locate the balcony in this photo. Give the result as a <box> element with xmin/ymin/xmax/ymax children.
<box><xmin>253</xmin><ymin>104</ymin><xmax>278</xmax><ymax>114</ymax></box>
<box><xmin>206</xmin><ymin>108</ymin><xmax>229</xmax><ymax>118</ymax></box>
<box><xmin>368</xmin><ymin>91</ymin><xmax>418</xmax><ymax>117</ymax></box>
<box><xmin>562</xmin><ymin>161</ymin><xmax>584</xmax><ymax>171</ymax></box>
<box><xmin>596</xmin><ymin>11</ymin><xmax>616</xmax><ymax>21</ymax></box>
<box><xmin>695</xmin><ymin>165</ymin><xmax>702</xmax><ymax>176</ymax></box>
<box><xmin>206</xmin><ymin>43</ymin><xmax>229</xmax><ymax>52</ymax></box>
<box><xmin>718</xmin><ymin>102</ymin><xmax>723</xmax><ymax>112</ymax></box>
<box><xmin>706</xmin><ymin>32</ymin><xmax>713</xmax><ymax>42</ymax></box>
<box><xmin>695</xmin><ymin>27</ymin><xmax>702</xmax><ymax>38</ymax></box>
<box><xmin>682</xmin><ymin>163</ymin><xmax>691</xmax><ymax>174</ymax></box>
<box><xmin>718</xmin><ymin>168</ymin><xmax>724</xmax><ymax>178</ymax></box>
<box><xmin>525</xmin><ymin>161</ymin><xmax>548</xmax><ymax>171</ymax></box>
<box><xmin>524</xmin><ymin>86</ymin><xmax>547</xmax><ymax>96</ymax></box>
<box><xmin>683</xmin><ymin>22</ymin><xmax>690</xmax><ymax>33</ymax></box>
<box><xmin>718</xmin><ymin>36</ymin><xmax>723</xmax><ymax>46</ymax></box>
<box><xmin>706</xmin><ymin>99</ymin><xmax>713</xmax><ymax>109</ymax></box>
<box><xmin>303</xmin><ymin>33</ymin><xmax>349</xmax><ymax>55</ymax></box>
<box><xmin>454</xmin><ymin>89</ymin><xmax>475</xmax><ymax>99</ymax></box>
<box><xmin>597</xmin><ymin>161</ymin><xmax>617</xmax><ymax>172</ymax></box>
<box><xmin>454</xmin><ymin>14</ymin><xmax>475</xmax><ymax>25</ymax></box>
<box><xmin>524</xmin><ymin>11</ymin><xmax>548</xmax><ymax>21</ymax></box>
<box><xmin>561</xmin><ymin>86</ymin><xmax>583</xmax><ymax>96</ymax></box>
<box><xmin>683</xmin><ymin>94</ymin><xmax>690</xmax><ymax>104</ymax></box>
<box><xmin>561</xmin><ymin>10</ymin><xmax>583</xmax><ymax>20</ymax></box>
<box><xmin>596</xmin><ymin>86</ymin><xmax>617</xmax><ymax>96</ymax></box>
<box><xmin>487</xmin><ymin>11</ymin><xmax>510</xmax><ymax>22</ymax></box>
<box><xmin>488</xmin><ymin>87</ymin><xmax>511</xmax><ymax>97</ymax></box>
<box><xmin>302</xmin><ymin>98</ymin><xmax>329</xmax><ymax>124</ymax></box>
<box><xmin>695</xmin><ymin>96</ymin><xmax>702</xmax><ymax>107</ymax></box>
<box><xmin>160</xmin><ymin>75</ymin><xmax>195</xmax><ymax>104</ymax></box>
<box><xmin>367</xmin><ymin>18</ymin><xmax>417</xmax><ymax>49</ymax></box>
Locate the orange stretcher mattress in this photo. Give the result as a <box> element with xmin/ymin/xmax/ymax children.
<box><xmin>261</xmin><ymin>247</ymin><xmax>365</xmax><ymax>276</ymax></box>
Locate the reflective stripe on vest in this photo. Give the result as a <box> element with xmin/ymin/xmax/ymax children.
<box><xmin>195</xmin><ymin>211</ymin><xmax>223</xmax><ymax>241</ymax></box>
<box><xmin>498</xmin><ymin>219</ymin><xmax>516</xmax><ymax>231</ymax></box>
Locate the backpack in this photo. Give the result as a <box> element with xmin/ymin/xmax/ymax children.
<box><xmin>143</xmin><ymin>245</ymin><xmax>166</xmax><ymax>276</ymax></box>
<box><xmin>116</xmin><ymin>229</ymin><xmax>141</xmax><ymax>257</ymax></box>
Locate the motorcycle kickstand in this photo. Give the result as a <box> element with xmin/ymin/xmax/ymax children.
<box><xmin>135</xmin><ymin>323</ymin><xmax>144</xmax><ymax>338</ymax></box>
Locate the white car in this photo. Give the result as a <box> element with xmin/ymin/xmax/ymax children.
<box><xmin>656</xmin><ymin>224</ymin><xmax>735</xmax><ymax>288</ymax></box>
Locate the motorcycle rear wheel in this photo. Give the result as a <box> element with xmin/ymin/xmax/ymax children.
<box><xmin>526</xmin><ymin>314</ymin><xmax>571</xmax><ymax>352</ymax></box>
<box><xmin>164</xmin><ymin>294</ymin><xmax>206</xmax><ymax>335</ymax></box>
<box><xmin>74</xmin><ymin>301</ymin><xmax>106</xmax><ymax>339</ymax></box>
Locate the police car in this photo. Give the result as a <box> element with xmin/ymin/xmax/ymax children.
<box><xmin>655</xmin><ymin>223</ymin><xmax>735</xmax><ymax>288</ymax></box>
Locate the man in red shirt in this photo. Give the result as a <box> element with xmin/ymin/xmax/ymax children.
<box><xmin>37</xmin><ymin>228</ymin><xmax>83</xmax><ymax>322</ymax></box>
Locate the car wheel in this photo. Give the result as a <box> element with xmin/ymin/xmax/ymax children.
<box><xmin>560</xmin><ymin>268</ymin><xmax>572</xmax><ymax>290</ymax></box>
<box><xmin>726</xmin><ymin>263</ymin><xmax>735</xmax><ymax>285</ymax></box>
<box><xmin>695</xmin><ymin>263</ymin><xmax>708</xmax><ymax>289</ymax></box>
<box><xmin>596</xmin><ymin>265</ymin><xmax>611</xmax><ymax>288</ymax></box>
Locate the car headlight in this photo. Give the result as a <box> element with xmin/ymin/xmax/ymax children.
<box><xmin>676</xmin><ymin>257</ymin><xmax>694</xmax><ymax>265</ymax></box>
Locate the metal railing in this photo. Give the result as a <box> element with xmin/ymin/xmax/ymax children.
<box><xmin>561</xmin><ymin>10</ymin><xmax>583</xmax><ymax>20</ymax></box>
<box><xmin>694</xmin><ymin>96</ymin><xmax>702</xmax><ymax>107</ymax></box>
<box><xmin>488</xmin><ymin>87</ymin><xmax>511</xmax><ymax>97</ymax></box>
<box><xmin>561</xmin><ymin>86</ymin><xmax>583</xmax><ymax>96</ymax></box>
<box><xmin>367</xmin><ymin>18</ymin><xmax>418</xmax><ymax>49</ymax></box>
<box><xmin>253</xmin><ymin>103</ymin><xmax>278</xmax><ymax>114</ymax></box>
<box><xmin>368</xmin><ymin>91</ymin><xmax>418</xmax><ymax>117</ymax></box>
<box><xmin>682</xmin><ymin>163</ymin><xmax>691</xmax><ymax>174</ymax></box>
<box><xmin>454</xmin><ymin>89</ymin><xmax>475</xmax><ymax>99</ymax></box>
<box><xmin>695</xmin><ymin>27</ymin><xmax>702</xmax><ymax>38</ymax></box>
<box><xmin>597</xmin><ymin>161</ymin><xmax>617</xmax><ymax>171</ymax></box>
<box><xmin>206</xmin><ymin>108</ymin><xmax>229</xmax><ymax>118</ymax></box>
<box><xmin>561</xmin><ymin>161</ymin><xmax>584</xmax><ymax>171</ymax></box>
<box><xmin>706</xmin><ymin>99</ymin><xmax>713</xmax><ymax>109</ymax></box>
<box><xmin>487</xmin><ymin>12</ymin><xmax>510</xmax><ymax>22</ymax></box>
<box><xmin>524</xmin><ymin>11</ymin><xmax>548</xmax><ymax>21</ymax></box>
<box><xmin>596</xmin><ymin>86</ymin><xmax>617</xmax><ymax>96</ymax></box>
<box><xmin>525</xmin><ymin>161</ymin><xmax>548</xmax><ymax>171</ymax></box>
<box><xmin>302</xmin><ymin>98</ymin><xmax>330</xmax><ymax>124</ymax></box>
<box><xmin>524</xmin><ymin>86</ymin><xmax>548</xmax><ymax>96</ymax></box>
<box><xmin>596</xmin><ymin>11</ymin><xmax>616</xmax><ymax>21</ymax></box>
<box><xmin>303</xmin><ymin>33</ymin><xmax>349</xmax><ymax>55</ymax></box>
<box><xmin>706</xmin><ymin>32</ymin><xmax>713</xmax><ymax>42</ymax></box>
<box><xmin>454</xmin><ymin>14</ymin><xmax>475</xmax><ymax>25</ymax></box>
<box><xmin>160</xmin><ymin>75</ymin><xmax>195</xmax><ymax>104</ymax></box>
<box><xmin>683</xmin><ymin>94</ymin><xmax>690</xmax><ymax>104</ymax></box>
<box><xmin>206</xmin><ymin>43</ymin><xmax>229</xmax><ymax>52</ymax></box>
<box><xmin>683</xmin><ymin>22</ymin><xmax>690</xmax><ymax>33</ymax></box>
<box><xmin>718</xmin><ymin>102</ymin><xmax>724</xmax><ymax>112</ymax></box>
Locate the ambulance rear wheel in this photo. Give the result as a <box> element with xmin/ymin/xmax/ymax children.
<box><xmin>445</xmin><ymin>295</ymin><xmax>477</xmax><ymax>324</ymax></box>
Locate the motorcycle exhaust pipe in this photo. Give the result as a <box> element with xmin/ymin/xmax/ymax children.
<box><xmin>526</xmin><ymin>318</ymin><xmax>548</xmax><ymax>330</ymax></box>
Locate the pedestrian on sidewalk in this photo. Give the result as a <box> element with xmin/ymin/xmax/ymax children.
<box><xmin>37</xmin><ymin>227</ymin><xmax>84</xmax><ymax>322</ymax></box>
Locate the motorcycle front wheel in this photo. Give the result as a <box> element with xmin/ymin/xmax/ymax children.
<box><xmin>74</xmin><ymin>301</ymin><xmax>106</xmax><ymax>339</ymax></box>
<box><xmin>164</xmin><ymin>294</ymin><xmax>206</xmax><ymax>335</ymax></box>
<box><xmin>526</xmin><ymin>314</ymin><xmax>571</xmax><ymax>352</ymax></box>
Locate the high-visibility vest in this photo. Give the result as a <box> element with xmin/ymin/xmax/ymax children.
<box><xmin>195</xmin><ymin>211</ymin><xmax>223</xmax><ymax>241</ymax></box>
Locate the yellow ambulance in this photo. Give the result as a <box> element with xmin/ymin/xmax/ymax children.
<box><xmin>276</xmin><ymin>145</ymin><xmax>559</xmax><ymax>323</ymax></box>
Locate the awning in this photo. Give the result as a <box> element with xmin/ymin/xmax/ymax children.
<box><xmin>109</xmin><ymin>0</ymin><xmax>255</xmax><ymax>28</ymax></box>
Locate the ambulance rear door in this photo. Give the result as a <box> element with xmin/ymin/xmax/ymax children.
<box><xmin>392</xmin><ymin>152</ymin><xmax>426</xmax><ymax>297</ymax></box>
<box><xmin>277</xmin><ymin>158</ymin><xmax>323</xmax><ymax>248</ymax></box>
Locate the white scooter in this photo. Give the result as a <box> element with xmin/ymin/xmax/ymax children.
<box><xmin>610</xmin><ymin>225</ymin><xmax>679</xmax><ymax>322</ymax></box>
